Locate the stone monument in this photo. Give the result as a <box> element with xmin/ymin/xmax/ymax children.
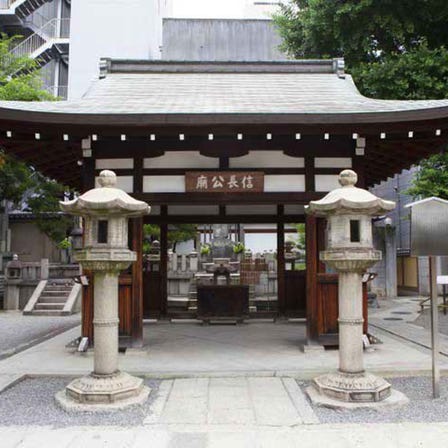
<box><xmin>210</xmin><ymin>224</ymin><xmax>235</xmax><ymax>260</ymax></box>
<box><xmin>305</xmin><ymin>169</ymin><xmax>408</xmax><ymax>408</ymax></box>
<box><xmin>55</xmin><ymin>170</ymin><xmax>150</xmax><ymax>411</ymax></box>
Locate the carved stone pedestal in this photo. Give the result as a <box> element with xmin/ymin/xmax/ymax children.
<box><xmin>313</xmin><ymin>371</ymin><xmax>391</xmax><ymax>402</ymax></box>
<box><xmin>56</xmin><ymin>372</ymin><xmax>150</xmax><ymax>412</ymax></box>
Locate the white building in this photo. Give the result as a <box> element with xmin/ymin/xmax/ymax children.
<box><xmin>68</xmin><ymin>0</ymin><xmax>173</xmax><ymax>99</ymax></box>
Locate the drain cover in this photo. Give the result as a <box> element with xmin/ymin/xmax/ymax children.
<box><xmin>383</xmin><ymin>317</ymin><xmax>403</xmax><ymax>321</ymax></box>
<box><xmin>391</xmin><ymin>311</ymin><xmax>412</xmax><ymax>315</ymax></box>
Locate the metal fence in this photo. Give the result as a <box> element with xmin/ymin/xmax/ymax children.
<box><xmin>10</xmin><ymin>18</ymin><xmax>70</xmax><ymax>59</ymax></box>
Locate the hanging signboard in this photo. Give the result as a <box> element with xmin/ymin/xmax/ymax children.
<box><xmin>186</xmin><ymin>171</ymin><xmax>264</xmax><ymax>193</ymax></box>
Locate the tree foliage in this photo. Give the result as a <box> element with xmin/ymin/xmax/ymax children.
<box><xmin>0</xmin><ymin>34</ymin><xmax>69</xmax><ymax>245</ymax></box>
<box><xmin>0</xmin><ymin>151</ymin><xmax>73</xmax><ymax>243</ymax></box>
<box><xmin>0</xmin><ymin>152</ymin><xmax>34</xmax><ymax>207</ymax></box>
<box><xmin>274</xmin><ymin>1</ymin><xmax>448</xmax><ymax>99</ymax></box>
<box><xmin>0</xmin><ymin>34</ymin><xmax>55</xmax><ymax>101</ymax></box>
<box><xmin>26</xmin><ymin>173</ymin><xmax>73</xmax><ymax>244</ymax></box>
<box><xmin>352</xmin><ymin>45</ymin><xmax>448</xmax><ymax>100</ymax></box>
<box><xmin>274</xmin><ymin>1</ymin><xmax>448</xmax><ymax>199</ymax></box>
<box><xmin>143</xmin><ymin>224</ymin><xmax>197</xmax><ymax>252</ymax></box>
<box><xmin>406</xmin><ymin>153</ymin><xmax>448</xmax><ymax>200</ymax></box>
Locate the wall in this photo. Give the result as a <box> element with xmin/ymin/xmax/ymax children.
<box><xmin>162</xmin><ymin>18</ymin><xmax>287</xmax><ymax>61</ymax></box>
<box><xmin>9</xmin><ymin>221</ymin><xmax>61</xmax><ymax>263</ymax></box>
<box><xmin>68</xmin><ymin>0</ymin><xmax>172</xmax><ymax>99</ymax></box>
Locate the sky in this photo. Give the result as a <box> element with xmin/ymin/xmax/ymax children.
<box><xmin>171</xmin><ymin>0</ymin><xmax>280</xmax><ymax>19</ymax></box>
<box><xmin>172</xmin><ymin>0</ymin><xmax>248</xmax><ymax>18</ymax></box>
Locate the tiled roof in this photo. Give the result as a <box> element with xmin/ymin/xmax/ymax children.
<box><xmin>0</xmin><ymin>60</ymin><xmax>447</xmax><ymax>124</ymax></box>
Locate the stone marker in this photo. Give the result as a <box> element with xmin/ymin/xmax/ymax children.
<box><xmin>306</xmin><ymin>169</ymin><xmax>408</xmax><ymax>408</ymax></box>
<box><xmin>55</xmin><ymin>170</ymin><xmax>150</xmax><ymax>411</ymax></box>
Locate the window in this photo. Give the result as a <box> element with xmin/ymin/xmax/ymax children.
<box><xmin>350</xmin><ymin>220</ymin><xmax>360</xmax><ymax>243</ymax></box>
<box><xmin>98</xmin><ymin>220</ymin><xmax>108</xmax><ymax>244</ymax></box>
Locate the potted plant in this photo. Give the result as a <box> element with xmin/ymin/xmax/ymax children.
<box><xmin>58</xmin><ymin>237</ymin><xmax>72</xmax><ymax>264</ymax></box>
<box><xmin>233</xmin><ymin>242</ymin><xmax>245</xmax><ymax>260</ymax></box>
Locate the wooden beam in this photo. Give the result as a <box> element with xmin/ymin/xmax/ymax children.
<box><xmin>277</xmin><ymin>209</ymin><xmax>285</xmax><ymax>315</ymax></box>
<box><xmin>131</xmin><ymin>218</ymin><xmax>144</xmax><ymax>347</ymax></box>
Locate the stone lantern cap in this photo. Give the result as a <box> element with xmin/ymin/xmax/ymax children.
<box><xmin>60</xmin><ymin>170</ymin><xmax>150</xmax><ymax>217</ymax></box>
<box><xmin>306</xmin><ymin>170</ymin><xmax>395</xmax><ymax>217</ymax></box>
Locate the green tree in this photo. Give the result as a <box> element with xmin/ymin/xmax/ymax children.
<box><xmin>0</xmin><ymin>152</ymin><xmax>72</xmax><ymax>244</ymax></box>
<box><xmin>406</xmin><ymin>153</ymin><xmax>448</xmax><ymax>200</ymax></box>
<box><xmin>143</xmin><ymin>224</ymin><xmax>197</xmax><ymax>253</ymax></box>
<box><xmin>0</xmin><ymin>34</ymin><xmax>69</xmax><ymax>251</ymax></box>
<box><xmin>26</xmin><ymin>173</ymin><xmax>73</xmax><ymax>244</ymax></box>
<box><xmin>274</xmin><ymin>1</ymin><xmax>448</xmax><ymax>198</ymax></box>
<box><xmin>274</xmin><ymin>1</ymin><xmax>448</xmax><ymax>98</ymax></box>
<box><xmin>168</xmin><ymin>225</ymin><xmax>197</xmax><ymax>252</ymax></box>
<box><xmin>0</xmin><ymin>34</ymin><xmax>55</xmax><ymax>101</ymax></box>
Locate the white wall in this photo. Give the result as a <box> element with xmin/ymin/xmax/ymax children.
<box><xmin>68</xmin><ymin>0</ymin><xmax>172</xmax><ymax>99</ymax></box>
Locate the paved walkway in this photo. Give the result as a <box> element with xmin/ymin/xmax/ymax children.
<box><xmin>2</xmin><ymin>423</ymin><xmax>448</xmax><ymax>447</ymax></box>
<box><xmin>0</xmin><ymin>320</ymin><xmax>444</xmax><ymax>378</ymax></box>
<box><xmin>0</xmin><ymin>303</ymin><xmax>448</xmax><ymax>446</ymax></box>
<box><xmin>143</xmin><ymin>377</ymin><xmax>318</xmax><ymax>426</ymax></box>
<box><xmin>370</xmin><ymin>297</ymin><xmax>448</xmax><ymax>356</ymax></box>
<box><xmin>0</xmin><ymin>312</ymin><xmax>80</xmax><ymax>360</ymax></box>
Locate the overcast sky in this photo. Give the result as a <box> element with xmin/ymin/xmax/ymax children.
<box><xmin>172</xmin><ymin>0</ymin><xmax>266</xmax><ymax>18</ymax></box>
<box><xmin>172</xmin><ymin>0</ymin><xmax>246</xmax><ymax>18</ymax></box>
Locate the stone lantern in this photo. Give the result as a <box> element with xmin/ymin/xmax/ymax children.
<box><xmin>4</xmin><ymin>254</ymin><xmax>22</xmax><ymax>310</ymax></box>
<box><xmin>55</xmin><ymin>170</ymin><xmax>150</xmax><ymax>411</ymax></box>
<box><xmin>306</xmin><ymin>170</ymin><xmax>403</xmax><ymax>406</ymax></box>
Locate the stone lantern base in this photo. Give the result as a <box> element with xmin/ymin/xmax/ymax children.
<box><xmin>55</xmin><ymin>371</ymin><xmax>150</xmax><ymax>412</ymax></box>
<box><xmin>307</xmin><ymin>371</ymin><xmax>409</xmax><ymax>409</ymax></box>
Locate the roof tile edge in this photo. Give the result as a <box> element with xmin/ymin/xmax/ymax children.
<box><xmin>98</xmin><ymin>58</ymin><xmax>343</xmax><ymax>76</ymax></box>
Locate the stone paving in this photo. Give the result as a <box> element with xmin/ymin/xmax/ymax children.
<box><xmin>2</xmin><ymin>422</ymin><xmax>448</xmax><ymax>448</ymax></box>
<box><xmin>0</xmin><ymin>320</ymin><xmax>444</xmax><ymax>378</ymax></box>
<box><xmin>143</xmin><ymin>377</ymin><xmax>318</xmax><ymax>426</ymax></box>
<box><xmin>0</xmin><ymin>312</ymin><xmax>80</xmax><ymax>360</ymax></box>
<box><xmin>0</xmin><ymin>301</ymin><xmax>448</xmax><ymax>446</ymax></box>
<box><xmin>370</xmin><ymin>297</ymin><xmax>448</xmax><ymax>356</ymax></box>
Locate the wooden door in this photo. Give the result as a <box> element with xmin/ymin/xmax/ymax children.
<box><xmin>306</xmin><ymin>216</ymin><xmax>368</xmax><ymax>346</ymax></box>
<box><xmin>284</xmin><ymin>270</ymin><xmax>306</xmax><ymax>317</ymax></box>
<box><xmin>143</xmin><ymin>262</ymin><xmax>164</xmax><ymax>318</ymax></box>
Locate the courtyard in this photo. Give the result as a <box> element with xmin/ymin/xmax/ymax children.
<box><xmin>1</xmin><ymin>298</ymin><xmax>448</xmax><ymax>446</ymax></box>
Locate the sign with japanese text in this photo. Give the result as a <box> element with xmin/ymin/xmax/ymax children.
<box><xmin>186</xmin><ymin>172</ymin><xmax>264</xmax><ymax>193</ymax></box>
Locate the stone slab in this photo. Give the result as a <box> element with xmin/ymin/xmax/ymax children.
<box><xmin>160</xmin><ymin>378</ymin><xmax>209</xmax><ymax>424</ymax></box>
<box><xmin>143</xmin><ymin>379</ymin><xmax>173</xmax><ymax>424</ymax></box>
<box><xmin>208</xmin><ymin>377</ymin><xmax>255</xmax><ymax>425</ymax></box>
<box><xmin>4</xmin><ymin>423</ymin><xmax>448</xmax><ymax>448</ymax></box>
<box><xmin>248</xmin><ymin>377</ymin><xmax>302</xmax><ymax>426</ymax></box>
<box><xmin>306</xmin><ymin>385</ymin><xmax>409</xmax><ymax>410</ymax></box>
<box><xmin>281</xmin><ymin>378</ymin><xmax>319</xmax><ymax>424</ymax></box>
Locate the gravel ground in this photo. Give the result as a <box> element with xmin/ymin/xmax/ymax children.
<box><xmin>0</xmin><ymin>313</ymin><xmax>81</xmax><ymax>359</ymax></box>
<box><xmin>2</xmin><ymin>376</ymin><xmax>448</xmax><ymax>427</ymax></box>
<box><xmin>0</xmin><ymin>377</ymin><xmax>161</xmax><ymax>427</ymax></box>
<box><xmin>302</xmin><ymin>376</ymin><xmax>448</xmax><ymax>424</ymax></box>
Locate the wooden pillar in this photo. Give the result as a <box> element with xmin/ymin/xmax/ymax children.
<box><xmin>277</xmin><ymin>205</ymin><xmax>285</xmax><ymax>315</ymax></box>
<box><xmin>160</xmin><ymin>209</ymin><xmax>168</xmax><ymax>316</ymax></box>
<box><xmin>131</xmin><ymin>217</ymin><xmax>143</xmax><ymax>347</ymax></box>
<box><xmin>306</xmin><ymin>214</ymin><xmax>318</xmax><ymax>341</ymax></box>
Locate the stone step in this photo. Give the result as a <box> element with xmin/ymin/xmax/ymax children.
<box><xmin>45</xmin><ymin>283</ymin><xmax>72</xmax><ymax>287</ymax></box>
<box><xmin>30</xmin><ymin>310</ymin><xmax>70</xmax><ymax>316</ymax></box>
<box><xmin>34</xmin><ymin>303</ymin><xmax>65</xmax><ymax>310</ymax></box>
<box><xmin>38</xmin><ymin>296</ymin><xmax>68</xmax><ymax>304</ymax></box>
<box><xmin>41</xmin><ymin>290</ymin><xmax>71</xmax><ymax>296</ymax></box>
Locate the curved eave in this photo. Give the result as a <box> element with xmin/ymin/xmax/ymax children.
<box><xmin>306</xmin><ymin>198</ymin><xmax>396</xmax><ymax>217</ymax></box>
<box><xmin>1</xmin><ymin>107</ymin><xmax>448</xmax><ymax>128</ymax></box>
